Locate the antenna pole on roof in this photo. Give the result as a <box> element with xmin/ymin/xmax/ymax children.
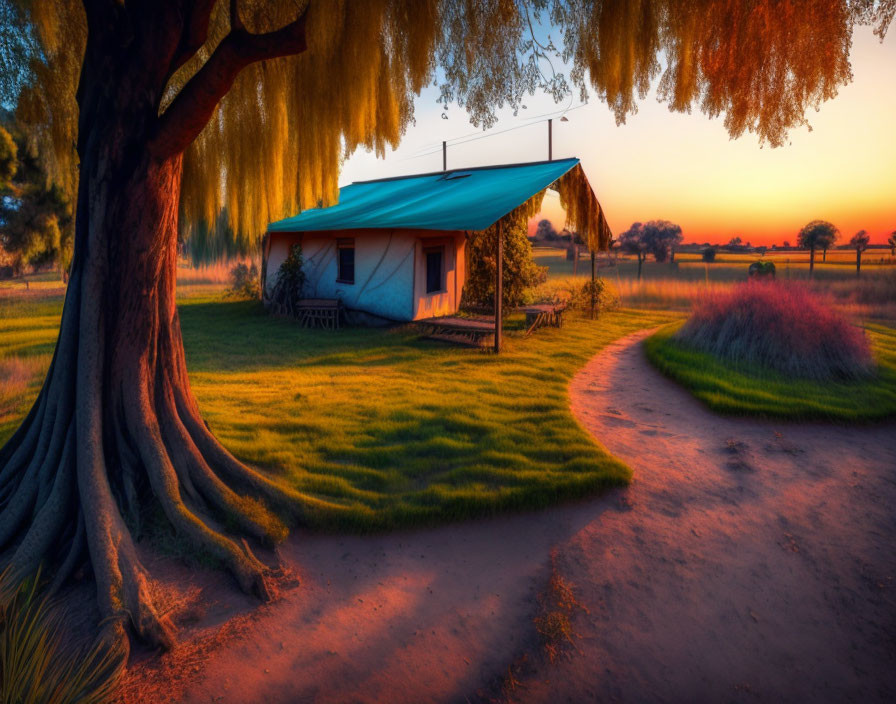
<box><xmin>548</xmin><ymin>119</ymin><xmax>552</xmax><ymax>161</ymax></box>
<box><xmin>442</xmin><ymin>140</ymin><xmax>447</xmax><ymax>171</ymax></box>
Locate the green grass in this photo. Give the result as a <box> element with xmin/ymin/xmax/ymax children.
<box><xmin>644</xmin><ymin>321</ymin><xmax>896</xmax><ymax>421</ymax></box>
<box><xmin>0</xmin><ymin>286</ymin><xmax>678</xmax><ymax>531</ymax></box>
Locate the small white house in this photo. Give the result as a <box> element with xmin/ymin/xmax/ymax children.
<box><xmin>263</xmin><ymin>227</ymin><xmax>466</xmax><ymax>321</ymax></box>
<box><xmin>262</xmin><ymin>157</ymin><xmax>603</xmax><ymax>322</ymax></box>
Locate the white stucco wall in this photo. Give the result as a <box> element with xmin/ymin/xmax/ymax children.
<box><xmin>264</xmin><ymin>228</ymin><xmax>466</xmax><ymax>322</ymax></box>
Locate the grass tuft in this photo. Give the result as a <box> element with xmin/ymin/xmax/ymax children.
<box><xmin>0</xmin><ymin>568</ymin><xmax>124</xmax><ymax>704</ymax></box>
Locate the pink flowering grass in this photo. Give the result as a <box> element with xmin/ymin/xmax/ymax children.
<box><xmin>675</xmin><ymin>280</ymin><xmax>873</xmax><ymax>380</ymax></box>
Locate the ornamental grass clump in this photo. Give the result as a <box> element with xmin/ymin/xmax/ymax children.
<box><xmin>676</xmin><ymin>281</ymin><xmax>873</xmax><ymax>380</ymax></box>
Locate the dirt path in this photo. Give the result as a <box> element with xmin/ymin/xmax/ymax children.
<box><xmin>522</xmin><ymin>329</ymin><xmax>896</xmax><ymax>703</ymax></box>
<box><xmin>123</xmin><ymin>330</ymin><xmax>896</xmax><ymax>703</ymax></box>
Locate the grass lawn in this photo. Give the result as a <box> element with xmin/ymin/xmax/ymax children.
<box><xmin>0</xmin><ymin>286</ymin><xmax>678</xmax><ymax>531</ymax></box>
<box><xmin>644</xmin><ymin>321</ymin><xmax>896</xmax><ymax>421</ymax></box>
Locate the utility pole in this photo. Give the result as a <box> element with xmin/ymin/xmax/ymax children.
<box><xmin>548</xmin><ymin>118</ymin><xmax>552</xmax><ymax>161</ymax></box>
<box><xmin>494</xmin><ymin>219</ymin><xmax>503</xmax><ymax>353</ymax></box>
<box><xmin>442</xmin><ymin>140</ymin><xmax>447</xmax><ymax>171</ymax></box>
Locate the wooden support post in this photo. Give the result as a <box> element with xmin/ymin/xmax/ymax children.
<box><xmin>495</xmin><ymin>220</ymin><xmax>503</xmax><ymax>354</ymax></box>
<box><xmin>590</xmin><ymin>250</ymin><xmax>596</xmax><ymax>320</ymax></box>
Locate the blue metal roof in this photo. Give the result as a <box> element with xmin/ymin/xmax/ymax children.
<box><xmin>268</xmin><ymin>158</ymin><xmax>581</xmax><ymax>233</ymax></box>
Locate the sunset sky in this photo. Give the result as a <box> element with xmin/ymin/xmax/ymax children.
<box><xmin>340</xmin><ymin>24</ymin><xmax>896</xmax><ymax>246</ymax></box>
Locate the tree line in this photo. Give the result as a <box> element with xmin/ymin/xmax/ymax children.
<box><xmin>607</xmin><ymin>218</ymin><xmax>895</xmax><ymax>279</ymax></box>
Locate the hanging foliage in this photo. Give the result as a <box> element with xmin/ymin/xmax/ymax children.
<box><xmin>7</xmin><ymin>0</ymin><xmax>889</xmax><ymax>248</ymax></box>
<box><xmin>554</xmin><ymin>163</ymin><xmax>611</xmax><ymax>253</ymax></box>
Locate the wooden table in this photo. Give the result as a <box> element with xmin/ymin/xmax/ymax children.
<box><xmin>416</xmin><ymin>316</ymin><xmax>495</xmax><ymax>347</ymax></box>
<box><xmin>295</xmin><ymin>299</ymin><xmax>341</xmax><ymax>330</ymax></box>
<box><xmin>520</xmin><ymin>303</ymin><xmax>567</xmax><ymax>336</ymax></box>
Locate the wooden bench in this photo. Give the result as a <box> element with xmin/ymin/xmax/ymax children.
<box><xmin>520</xmin><ymin>303</ymin><xmax>567</xmax><ymax>336</ymax></box>
<box><xmin>416</xmin><ymin>315</ymin><xmax>495</xmax><ymax>347</ymax></box>
<box><xmin>295</xmin><ymin>298</ymin><xmax>342</xmax><ymax>330</ymax></box>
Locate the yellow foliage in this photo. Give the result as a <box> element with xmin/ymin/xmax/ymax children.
<box><xmin>179</xmin><ymin>0</ymin><xmax>440</xmax><ymax>239</ymax></box>
<box><xmin>10</xmin><ymin>0</ymin><xmax>874</xmax><ymax>251</ymax></box>
<box><xmin>554</xmin><ymin>163</ymin><xmax>611</xmax><ymax>251</ymax></box>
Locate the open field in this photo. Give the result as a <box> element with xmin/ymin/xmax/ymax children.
<box><xmin>534</xmin><ymin>247</ymin><xmax>896</xmax><ymax>318</ymax></box>
<box><xmin>0</xmin><ymin>282</ymin><xmax>679</xmax><ymax>532</ymax></box>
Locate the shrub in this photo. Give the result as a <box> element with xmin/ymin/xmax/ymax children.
<box><xmin>675</xmin><ymin>281</ymin><xmax>873</xmax><ymax>380</ymax></box>
<box><xmin>573</xmin><ymin>278</ymin><xmax>607</xmax><ymax>316</ymax></box>
<box><xmin>228</xmin><ymin>261</ymin><xmax>260</xmax><ymax>298</ymax></box>
<box><xmin>268</xmin><ymin>244</ymin><xmax>306</xmax><ymax>316</ymax></box>
<box><xmin>529</xmin><ymin>276</ymin><xmax>617</xmax><ymax>313</ymax></box>
<box><xmin>701</xmin><ymin>247</ymin><xmax>717</xmax><ymax>262</ymax></box>
<box><xmin>748</xmin><ymin>260</ymin><xmax>775</xmax><ymax>278</ymax></box>
<box><xmin>462</xmin><ymin>221</ymin><xmax>547</xmax><ymax>312</ymax></box>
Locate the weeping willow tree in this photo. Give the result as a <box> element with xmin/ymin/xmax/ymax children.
<box><xmin>0</xmin><ymin>0</ymin><xmax>892</xmax><ymax>656</ymax></box>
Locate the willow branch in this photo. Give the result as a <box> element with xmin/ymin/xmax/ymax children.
<box><xmin>150</xmin><ymin>4</ymin><xmax>309</xmax><ymax>160</ymax></box>
<box><xmin>168</xmin><ymin>0</ymin><xmax>219</xmax><ymax>76</ymax></box>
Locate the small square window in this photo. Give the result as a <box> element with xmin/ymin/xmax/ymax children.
<box><xmin>425</xmin><ymin>247</ymin><xmax>444</xmax><ymax>294</ymax></box>
<box><xmin>337</xmin><ymin>240</ymin><xmax>354</xmax><ymax>284</ymax></box>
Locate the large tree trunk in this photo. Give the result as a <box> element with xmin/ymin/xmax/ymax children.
<box><xmin>0</xmin><ymin>6</ymin><xmax>309</xmax><ymax>655</ymax></box>
<box><xmin>0</xmin><ymin>131</ymin><xmax>302</xmax><ymax>653</ymax></box>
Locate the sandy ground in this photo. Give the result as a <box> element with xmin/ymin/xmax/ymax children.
<box><xmin>123</xmin><ymin>330</ymin><xmax>896</xmax><ymax>703</ymax></box>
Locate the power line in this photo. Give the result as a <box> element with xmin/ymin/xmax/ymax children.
<box><xmin>402</xmin><ymin>101</ymin><xmax>588</xmax><ymax>161</ymax></box>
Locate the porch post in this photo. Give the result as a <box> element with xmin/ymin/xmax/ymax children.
<box><xmin>495</xmin><ymin>219</ymin><xmax>503</xmax><ymax>353</ymax></box>
<box><xmin>590</xmin><ymin>250</ymin><xmax>596</xmax><ymax>319</ymax></box>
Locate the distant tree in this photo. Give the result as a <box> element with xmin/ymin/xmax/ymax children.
<box><xmin>798</xmin><ymin>220</ymin><xmax>840</xmax><ymax>278</ymax></box>
<box><xmin>783</xmin><ymin>240</ymin><xmax>791</xmax><ymax>249</ymax></box>
<box><xmin>0</xmin><ymin>125</ymin><xmax>73</xmax><ymax>282</ymax></box>
<box><xmin>849</xmin><ymin>230</ymin><xmax>870</xmax><ymax>275</ymax></box>
<box><xmin>644</xmin><ymin>220</ymin><xmax>683</xmax><ymax>263</ymax></box>
<box><xmin>534</xmin><ymin>218</ymin><xmax>558</xmax><ymax>242</ymax></box>
<box><xmin>463</xmin><ymin>220</ymin><xmax>547</xmax><ymax>313</ymax></box>
<box><xmin>889</xmin><ymin>231</ymin><xmax>896</xmax><ymax>256</ymax></box>
<box><xmin>618</xmin><ymin>220</ymin><xmax>681</xmax><ymax>277</ymax></box>
<box><xmin>702</xmin><ymin>247</ymin><xmax>717</xmax><ymax>263</ymax></box>
<box><xmin>728</xmin><ymin>236</ymin><xmax>743</xmax><ymax>247</ymax></box>
<box><xmin>618</xmin><ymin>222</ymin><xmax>651</xmax><ymax>280</ymax></box>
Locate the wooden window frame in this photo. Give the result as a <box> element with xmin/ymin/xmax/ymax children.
<box><xmin>336</xmin><ymin>238</ymin><xmax>355</xmax><ymax>285</ymax></box>
<box><xmin>424</xmin><ymin>244</ymin><xmax>446</xmax><ymax>295</ymax></box>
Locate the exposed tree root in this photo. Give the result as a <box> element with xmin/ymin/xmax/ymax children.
<box><xmin>0</xmin><ymin>240</ymin><xmax>311</xmax><ymax>656</ymax></box>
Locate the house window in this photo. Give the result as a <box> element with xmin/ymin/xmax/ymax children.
<box><xmin>337</xmin><ymin>239</ymin><xmax>355</xmax><ymax>284</ymax></box>
<box><xmin>425</xmin><ymin>246</ymin><xmax>444</xmax><ymax>294</ymax></box>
